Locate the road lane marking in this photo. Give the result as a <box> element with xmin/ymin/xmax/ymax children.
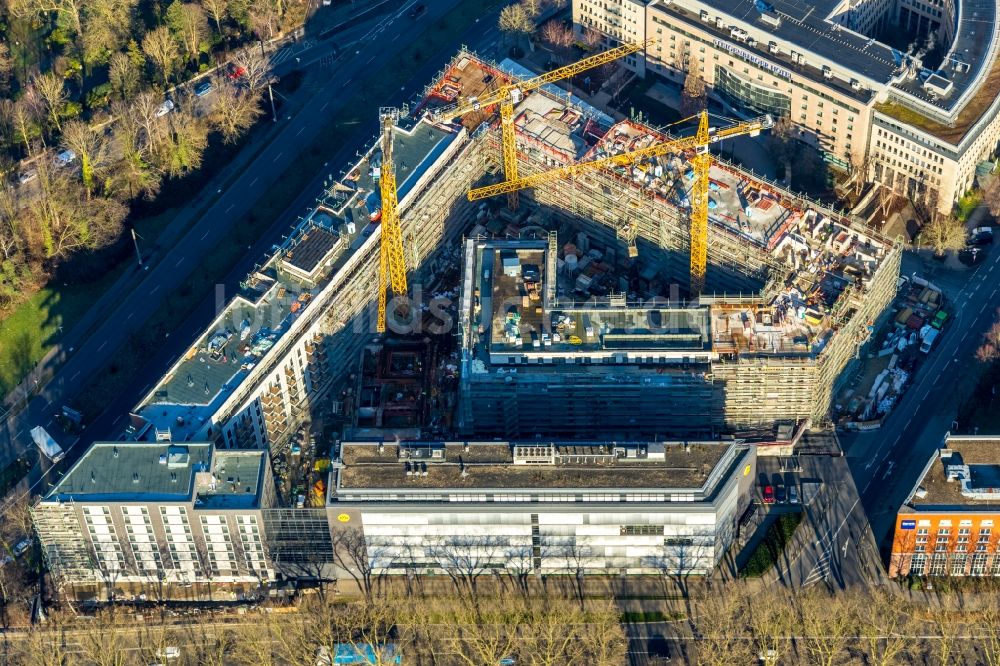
<box><xmin>71</xmin><ymin>371</ymin><xmax>80</xmax><ymax>381</ymax></box>
<box><xmin>249</xmin><ymin>177</ymin><xmax>258</xmax><ymax>187</ymax></box>
<box><xmin>321</xmin><ymin>102</ymin><xmax>329</xmax><ymax>111</ymax></box>
<box><xmin>98</xmin><ymin>341</ymin><xmax>107</xmax><ymax>351</ymax></box>
<box><xmin>174</xmin><ymin>257</ymin><xmax>185</xmax><ymax>268</ymax></box>
<box><xmin>343</xmin><ymin>78</ymin><xmax>351</xmax><ymax>86</ymax></box>
<box><xmin>151</xmin><ymin>285</ymin><xmax>160</xmax><ymax>295</ymax></box>
<box><xmin>126</xmin><ymin>312</ymin><xmax>134</xmax><ymax>321</ymax></box>
<box><xmin>201</xmin><ymin>230</ymin><xmax>211</xmax><ymax>240</ymax></box>
<box><xmin>366</xmin><ymin>55</ymin><xmax>376</xmax><ymax>64</ymax></box>
<box><xmin>273</xmin><ymin>152</ymin><xmax>283</xmax><ymax>162</ymax></box>
<box><xmin>225</xmin><ymin>204</ymin><xmax>235</xmax><ymax>214</ymax></box>
<box><xmin>296</xmin><ymin>126</ymin><xmax>305</xmax><ymax>136</ymax></box>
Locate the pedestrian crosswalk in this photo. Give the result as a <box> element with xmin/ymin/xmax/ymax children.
<box><xmin>270</xmin><ymin>47</ymin><xmax>293</xmax><ymax>67</ymax></box>
<box><xmin>802</xmin><ymin>549</ymin><xmax>832</xmax><ymax>587</ymax></box>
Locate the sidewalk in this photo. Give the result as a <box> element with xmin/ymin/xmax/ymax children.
<box><xmin>0</xmin><ymin>7</ymin><xmax>402</xmax><ymax>430</ymax></box>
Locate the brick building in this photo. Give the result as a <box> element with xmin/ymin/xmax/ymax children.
<box><xmin>890</xmin><ymin>436</ymin><xmax>1000</xmax><ymax>578</ymax></box>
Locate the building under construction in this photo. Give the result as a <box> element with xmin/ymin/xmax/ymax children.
<box><xmin>128</xmin><ymin>49</ymin><xmax>899</xmax><ymax>452</ymax></box>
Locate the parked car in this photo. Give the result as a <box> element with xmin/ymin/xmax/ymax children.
<box><xmin>226</xmin><ymin>63</ymin><xmax>247</xmax><ymax>81</ymax></box>
<box><xmin>154</xmin><ymin>646</ymin><xmax>180</xmax><ymax>660</ymax></box>
<box><xmin>970</xmin><ymin>226</ymin><xmax>994</xmax><ymax>245</ymax></box>
<box><xmin>762</xmin><ymin>485</ymin><xmax>775</xmax><ymax>504</ymax></box>
<box><xmin>788</xmin><ymin>485</ymin><xmax>799</xmax><ymax>504</ymax></box>
<box><xmin>17</xmin><ymin>170</ymin><xmax>37</xmax><ymax>185</ymax></box>
<box><xmin>774</xmin><ymin>484</ymin><xmax>786</xmax><ymax>503</ymax></box>
<box><xmin>55</xmin><ymin>149</ymin><xmax>76</xmax><ymax>167</ymax></box>
<box><xmin>155</xmin><ymin>99</ymin><xmax>175</xmax><ymax>117</ymax></box>
<box><xmin>194</xmin><ymin>80</ymin><xmax>213</xmax><ymax>97</ymax></box>
<box><xmin>960</xmin><ymin>245</ymin><xmax>985</xmax><ymax>265</ymax></box>
<box><xmin>12</xmin><ymin>538</ymin><xmax>31</xmax><ymax>558</ymax></box>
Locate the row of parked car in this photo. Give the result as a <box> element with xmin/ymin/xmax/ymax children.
<box><xmin>12</xmin><ymin>63</ymin><xmax>249</xmax><ymax>187</ymax></box>
<box><xmin>762</xmin><ymin>483</ymin><xmax>798</xmax><ymax>505</ymax></box>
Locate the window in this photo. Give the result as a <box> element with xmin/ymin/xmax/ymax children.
<box><xmin>930</xmin><ymin>554</ymin><xmax>947</xmax><ymax>575</ymax></box>
<box><xmin>621</xmin><ymin>525</ymin><xmax>664</xmax><ymax>536</ymax></box>
<box><xmin>952</xmin><ymin>554</ymin><xmax>967</xmax><ymax>575</ymax></box>
<box><xmin>911</xmin><ymin>553</ymin><xmax>927</xmax><ymax>575</ymax></box>
<box><xmin>972</xmin><ymin>553</ymin><xmax>988</xmax><ymax>575</ymax></box>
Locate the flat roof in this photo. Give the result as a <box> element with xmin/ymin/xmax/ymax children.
<box><xmin>909</xmin><ymin>438</ymin><xmax>1000</xmax><ymax>509</ymax></box>
<box><xmin>45</xmin><ymin>442</ymin><xmax>212</xmax><ymax>502</ymax></box>
<box><xmin>195</xmin><ymin>450</ymin><xmax>267</xmax><ymax>509</ymax></box>
<box><xmin>658</xmin><ymin>0</ymin><xmax>897</xmax><ymax>93</ymax></box>
<box><xmin>133</xmin><ymin>114</ymin><xmax>459</xmax><ymax>441</ymax></box>
<box><xmin>336</xmin><ymin>440</ymin><xmax>732</xmax><ymax>490</ymax></box>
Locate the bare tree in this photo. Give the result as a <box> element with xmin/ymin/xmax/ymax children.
<box><xmin>926</xmin><ymin>605</ymin><xmax>964</xmax><ymax>666</ymax></box>
<box><xmin>77</xmin><ymin>611</ymin><xmax>133</xmax><ymax>666</ymax></box>
<box><xmin>332</xmin><ymin>527</ymin><xmax>375</xmax><ymax>604</ymax></box>
<box><xmin>0</xmin><ymin>43</ymin><xmax>13</xmax><ymax>94</ymax></box>
<box><xmin>108</xmin><ymin>51</ymin><xmax>140</xmax><ymax>101</ymax></box>
<box><xmin>429</xmin><ymin>535</ymin><xmax>505</xmax><ymax>608</ymax></box>
<box><xmin>498</xmin><ymin>4</ymin><xmax>534</xmax><ymax>50</ymax></box>
<box><xmin>541</xmin><ymin>20</ymin><xmax>573</xmax><ymax>48</ymax></box>
<box><xmin>61</xmin><ymin>119</ymin><xmax>110</xmax><ymax>198</ymax></box>
<box><xmin>419</xmin><ymin>595</ymin><xmax>521</xmax><ymax>666</ymax></box>
<box><xmin>693</xmin><ymin>587</ymin><xmax>755</xmax><ymax>666</ymax></box>
<box><xmin>12</xmin><ymin>615</ymin><xmax>73</xmax><ymax>665</ymax></box>
<box><xmin>108</xmin><ymin>99</ymin><xmax>162</xmax><ymax>201</ymax></box>
<box><xmin>203</xmin><ymin>0</ymin><xmax>229</xmax><ymax>34</ymax></box>
<box><xmin>579</xmin><ymin>25</ymin><xmax>602</xmax><ymax>49</ymax></box>
<box><xmin>797</xmin><ymin>588</ymin><xmax>859</xmax><ymax>666</ymax></box>
<box><xmin>230</xmin><ymin>45</ymin><xmax>275</xmax><ymax>93</ymax></box>
<box><xmin>859</xmin><ymin>587</ymin><xmax>913</xmax><ymax>666</ymax></box>
<box><xmin>167</xmin><ymin>1</ymin><xmax>209</xmax><ymax>65</ymax></box>
<box><xmin>1</xmin><ymin>93</ymin><xmax>43</xmax><ymax>157</ymax></box>
<box><xmin>142</xmin><ymin>26</ymin><xmax>180</xmax><ymax>86</ymax></box>
<box><xmin>681</xmin><ymin>66</ymin><xmax>706</xmax><ymax>116</ymax></box>
<box><xmin>921</xmin><ymin>210</ymin><xmax>966</xmax><ymax>257</ymax></box>
<box><xmin>210</xmin><ymin>79</ymin><xmax>264</xmax><ymax>144</ymax></box>
<box><xmin>32</xmin><ymin>72</ymin><xmax>69</xmax><ymax>133</ymax></box>
<box><xmin>153</xmin><ymin>106</ymin><xmax>209</xmax><ymax>177</ymax></box>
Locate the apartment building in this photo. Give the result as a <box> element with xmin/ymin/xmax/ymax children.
<box><xmin>33</xmin><ymin>442</ymin><xmax>276</xmax><ymax>599</ymax></box>
<box><xmin>573</xmin><ymin>0</ymin><xmax>1000</xmax><ymax>209</ymax></box>
<box><xmin>328</xmin><ymin>439</ymin><xmax>757</xmax><ymax>576</ymax></box>
<box><xmin>890</xmin><ymin>436</ymin><xmax>1000</xmax><ymax>577</ymax></box>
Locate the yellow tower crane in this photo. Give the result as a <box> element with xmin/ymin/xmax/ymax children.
<box><xmin>376</xmin><ymin>107</ymin><xmax>408</xmax><ymax>333</ymax></box>
<box><xmin>466</xmin><ymin>110</ymin><xmax>774</xmax><ymax>296</ymax></box>
<box><xmin>435</xmin><ymin>40</ymin><xmax>652</xmax><ymax>209</ymax></box>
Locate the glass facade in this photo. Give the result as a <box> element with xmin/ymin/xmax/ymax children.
<box><xmin>714</xmin><ymin>66</ymin><xmax>791</xmax><ymax>118</ymax></box>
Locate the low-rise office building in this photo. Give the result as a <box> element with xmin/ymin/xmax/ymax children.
<box><xmin>328</xmin><ymin>439</ymin><xmax>757</xmax><ymax>576</ymax></box>
<box><xmin>33</xmin><ymin>441</ymin><xmax>277</xmax><ymax>600</ymax></box>
<box><xmin>890</xmin><ymin>436</ymin><xmax>1000</xmax><ymax>577</ymax></box>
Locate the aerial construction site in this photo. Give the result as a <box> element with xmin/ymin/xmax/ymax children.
<box><xmin>129</xmin><ymin>45</ymin><xmax>901</xmax><ymax>453</ymax></box>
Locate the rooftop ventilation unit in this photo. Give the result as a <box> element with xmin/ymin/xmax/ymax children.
<box><xmin>823</xmin><ymin>66</ymin><xmax>833</xmax><ymax>79</ymax></box>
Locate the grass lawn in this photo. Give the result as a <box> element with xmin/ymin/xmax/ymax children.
<box><xmin>0</xmin><ymin>267</ymin><xmax>123</xmax><ymax>396</ymax></box>
<box><xmin>740</xmin><ymin>511</ymin><xmax>803</xmax><ymax>578</ymax></box>
<box><xmin>72</xmin><ymin>0</ymin><xmax>502</xmax><ymax>421</ymax></box>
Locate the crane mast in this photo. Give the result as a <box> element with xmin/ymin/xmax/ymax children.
<box><xmin>465</xmin><ymin>110</ymin><xmax>773</xmax><ymax>296</ymax></box>
<box><xmin>376</xmin><ymin>108</ymin><xmax>408</xmax><ymax>333</ymax></box>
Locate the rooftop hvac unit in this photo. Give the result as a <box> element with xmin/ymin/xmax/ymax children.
<box><xmin>768</xmin><ymin>41</ymin><xmax>778</xmax><ymax>54</ymax></box>
<box><xmin>700</xmin><ymin>9</ymin><xmax>710</xmax><ymax>21</ymax></box>
<box><xmin>851</xmin><ymin>78</ymin><xmax>861</xmax><ymax>90</ymax></box>
<box><xmin>823</xmin><ymin>65</ymin><xmax>833</xmax><ymax>79</ymax></box>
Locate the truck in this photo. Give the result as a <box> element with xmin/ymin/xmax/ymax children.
<box><xmin>30</xmin><ymin>427</ymin><xmax>64</xmax><ymax>463</ymax></box>
<box><xmin>919</xmin><ymin>327</ymin><xmax>939</xmax><ymax>354</ymax></box>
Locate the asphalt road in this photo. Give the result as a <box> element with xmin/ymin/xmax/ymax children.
<box><xmin>844</xmin><ymin>239</ymin><xmax>1000</xmax><ymax>553</ymax></box>
<box><xmin>0</xmin><ymin>0</ymin><xmax>507</xmax><ymax>495</ymax></box>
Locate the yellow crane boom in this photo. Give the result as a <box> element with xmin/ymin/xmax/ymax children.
<box><xmin>376</xmin><ymin>108</ymin><xmax>408</xmax><ymax>333</ymax></box>
<box><xmin>436</xmin><ymin>40</ymin><xmax>651</xmax><ymax>209</ymax></box>
<box><xmin>466</xmin><ymin>110</ymin><xmax>773</xmax><ymax>296</ymax></box>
